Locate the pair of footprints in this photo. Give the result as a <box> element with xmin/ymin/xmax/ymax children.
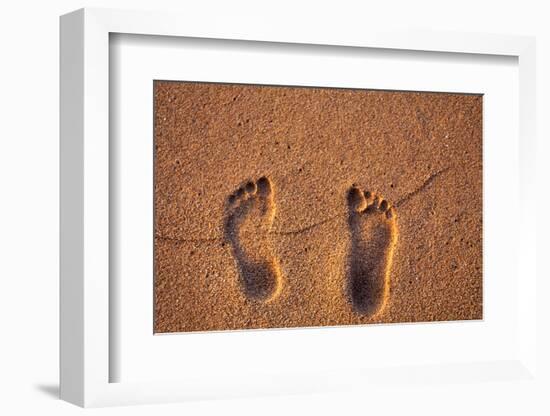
<box><xmin>224</xmin><ymin>177</ymin><xmax>398</xmax><ymax>316</ymax></box>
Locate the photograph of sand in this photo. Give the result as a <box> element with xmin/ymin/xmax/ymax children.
<box><xmin>154</xmin><ymin>81</ymin><xmax>482</xmax><ymax>333</ymax></box>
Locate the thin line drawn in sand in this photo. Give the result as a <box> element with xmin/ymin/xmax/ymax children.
<box><xmin>155</xmin><ymin>167</ymin><xmax>448</xmax><ymax>244</ymax></box>
<box><xmin>393</xmin><ymin>167</ymin><xmax>449</xmax><ymax>208</ymax></box>
<box><xmin>346</xmin><ymin>186</ymin><xmax>398</xmax><ymax>316</ymax></box>
<box><xmin>155</xmin><ymin>234</ymin><xmax>220</xmax><ymax>244</ymax></box>
<box><xmin>223</xmin><ymin>176</ymin><xmax>283</xmax><ymax>302</ymax></box>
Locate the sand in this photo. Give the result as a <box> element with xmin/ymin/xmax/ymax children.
<box><xmin>154</xmin><ymin>81</ymin><xmax>482</xmax><ymax>333</ymax></box>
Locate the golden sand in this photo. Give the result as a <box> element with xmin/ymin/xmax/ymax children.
<box><xmin>154</xmin><ymin>81</ymin><xmax>482</xmax><ymax>333</ymax></box>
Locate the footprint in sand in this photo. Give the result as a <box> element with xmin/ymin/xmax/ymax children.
<box><xmin>224</xmin><ymin>177</ymin><xmax>282</xmax><ymax>302</ymax></box>
<box><xmin>346</xmin><ymin>185</ymin><xmax>398</xmax><ymax>316</ymax></box>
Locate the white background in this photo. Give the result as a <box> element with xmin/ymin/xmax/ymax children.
<box><xmin>0</xmin><ymin>1</ymin><xmax>548</xmax><ymax>415</ymax></box>
<box><xmin>112</xmin><ymin>34</ymin><xmax>518</xmax><ymax>383</ymax></box>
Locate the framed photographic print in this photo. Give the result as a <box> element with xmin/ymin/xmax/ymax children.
<box><xmin>60</xmin><ymin>8</ymin><xmax>538</xmax><ymax>408</ymax></box>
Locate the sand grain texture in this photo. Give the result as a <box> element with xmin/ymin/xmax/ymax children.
<box><xmin>154</xmin><ymin>81</ymin><xmax>482</xmax><ymax>333</ymax></box>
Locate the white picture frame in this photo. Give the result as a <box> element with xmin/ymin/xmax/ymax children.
<box><xmin>60</xmin><ymin>7</ymin><xmax>538</xmax><ymax>408</ymax></box>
